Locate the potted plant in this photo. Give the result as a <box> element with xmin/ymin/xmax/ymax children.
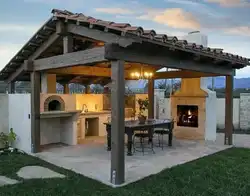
<box><xmin>0</xmin><ymin>128</ymin><xmax>16</xmax><ymax>150</ymax></box>
<box><xmin>8</xmin><ymin>128</ymin><xmax>17</xmax><ymax>147</ymax></box>
<box><xmin>0</xmin><ymin>132</ymin><xmax>8</xmax><ymax>149</ymax></box>
<box><xmin>137</xmin><ymin>98</ymin><xmax>149</xmax><ymax>124</ymax></box>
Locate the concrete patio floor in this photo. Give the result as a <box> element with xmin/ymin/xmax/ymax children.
<box><xmin>34</xmin><ymin>133</ymin><xmax>249</xmax><ymax>187</ymax></box>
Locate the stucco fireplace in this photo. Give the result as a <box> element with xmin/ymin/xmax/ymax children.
<box><xmin>171</xmin><ymin>77</ymin><xmax>216</xmax><ymax>141</ymax></box>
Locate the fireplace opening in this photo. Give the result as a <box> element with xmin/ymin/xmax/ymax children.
<box><xmin>177</xmin><ymin>105</ymin><xmax>198</xmax><ymax>127</ymax></box>
<box><xmin>48</xmin><ymin>100</ymin><xmax>61</xmax><ymax>111</ymax></box>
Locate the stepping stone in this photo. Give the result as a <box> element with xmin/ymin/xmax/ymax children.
<box><xmin>17</xmin><ymin>166</ymin><xmax>65</xmax><ymax>179</ymax></box>
<box><xmin>0</xmin><ymin>176</ymin><xmax>19</xmax><ymax>187</ymax></box>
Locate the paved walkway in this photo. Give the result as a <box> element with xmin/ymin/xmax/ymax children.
<box><xmin>0</xmin><ymin>166</ymin><xmax>64</xmax><ymax>187</ymax></box>
<box><xmin>36</xmin><ymin>134</ymin><xmax>237</xmax><ymax>187</ymax></box>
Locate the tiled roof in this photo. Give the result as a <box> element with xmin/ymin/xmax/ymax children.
<box><xmin>0</xmin><ymin>8</ymin><xmax>249</xmax><ymax>81</ymax></box>
<box><xmin>52</xmin><ymin>9</ymin><xmax>249</xmax><ymax>67</ymax></box>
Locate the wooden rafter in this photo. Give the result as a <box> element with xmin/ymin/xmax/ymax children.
<box><xmin>67</xmin><ymin>23</ymin><xmax>140</xmax><ymax>47</ymax></box>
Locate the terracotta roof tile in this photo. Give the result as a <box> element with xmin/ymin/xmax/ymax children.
<box><xmin>0</xmin><ymin>8</ymin><xmax>249</xmax><ymax>81</ymax></box>
<box><xmin>50</xmin><ymin>9</ymin><xmax>248</xmax><ymax>67</ymax></box>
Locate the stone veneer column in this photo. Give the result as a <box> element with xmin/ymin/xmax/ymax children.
<box><xmin>41</xmin><ymin>73</ymin><xmax>57</xmax><ymax>93</ymax></box>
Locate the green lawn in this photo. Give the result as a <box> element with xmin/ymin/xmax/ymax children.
<box><xmin>1</xmin><ymin>148</ymin><xmax>250</xmax><ymax>196</ymax></box>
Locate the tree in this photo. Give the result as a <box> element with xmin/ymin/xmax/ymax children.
<box><xmin>91</xmin><ymin>84</ymin><xmax>104</xmax><ymax>94</ymax></box>
<box><xmin>156</xmin><ymin>80</ymin><xmax>168</xmax><ymax>89</ymax></box>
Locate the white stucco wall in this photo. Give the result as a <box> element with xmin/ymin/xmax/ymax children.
<box><xmin>216</xmin><ymin>98</ymin><xmax>240</xmax><ymax>129</ymax></box>
<box><xmin>8</xmin><ymin>94</ymin><xmax>32</xmax><ymax>153</ymax></box>
<box><xmin>0</xmin><ymin>94</ymin><xmax>9</xmax><ymax>134</ymax></box>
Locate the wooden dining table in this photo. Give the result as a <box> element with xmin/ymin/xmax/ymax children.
<box><xmin>104</xmin><ymin>119</ymin><xmax>174</xmax><ymax>156</ymax></box>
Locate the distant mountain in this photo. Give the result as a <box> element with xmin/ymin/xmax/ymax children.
<box><xmin>126</xmin><ymin>77</ymin><xmax>250</xmax><ymax>89</ymax></box>
<box><xmin>207</xmin><ymin>77</ymin><xmax>250</xmax><ymax>89</ymax></box>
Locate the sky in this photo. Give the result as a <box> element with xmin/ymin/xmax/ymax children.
<box><xmin>0</xmin><ymin>0</ymin><xmax>249</xmax><ymax>78</ymax></box>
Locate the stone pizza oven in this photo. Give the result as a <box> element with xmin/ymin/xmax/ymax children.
<box><xmin>44</xmin><ymin>95</ymin><xmax>66</xmax><ymax>111</ymax></box>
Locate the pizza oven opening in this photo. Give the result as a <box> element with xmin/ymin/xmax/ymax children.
<box><xmin>44</xmin><ymin>95</ymin><xmax>65</xmax><ymax>112</ymax></box>
<box><xmin>177</xmin><ymin>105</ymin><xmax>198</xmax><ymax>127</ymax></box>
<box><xmin>48</xmin><ymin>100</ymin><xmax>61</xmax><ymax>111</ymax></box>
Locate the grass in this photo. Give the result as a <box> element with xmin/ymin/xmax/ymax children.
<box><xmin>1</xmin><ymin>148</ymin><xmax>250</xmax><ymax>196</ymax></box>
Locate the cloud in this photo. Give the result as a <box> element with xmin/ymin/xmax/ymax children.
<box><xmin>206</xmin><ymin>0</ymin><xmax>250</xmax><ymax>7</ymax></box>
<box><xmin>0</xmin><ymin>24</ymin><xmax>39</xmax><ymax>34</ymax></box>
<box><xmin>0</xmin><ymin>44</ymin><xmax>23</xmax><ymax>70</ymax></box>
<box><xmin>165</xmin><ymin>0</ymin><xmax>202</xmax><ymax>6</ymax></box>
<box><xmin>138</xmin><ymin>8</ymin><xmax>200</xmax><ymax>30</ymax></box>
<box><xmin>226</xmin><ymin>26</ymin><xmax>250</xmax><ymax>36</ymax></box>
<box><xmin>95</xmin><ymin>7</ymin><xmax>135</xmax><ymax>15</ymax></box>
<box><xmin>0</xmin><ymin>23</ymin><xmax>38</xmax><ymax>70</ymax></box>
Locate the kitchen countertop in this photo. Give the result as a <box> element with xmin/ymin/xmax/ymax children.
<box><xmin>40</xmin><ymin>110</ymin><xmax>81</xmax><ymax>119</ymax></box>
<box><xmin>80</xmin><ymin>110</ymin><xmax>111</xmax><ymax>116</ymax></box>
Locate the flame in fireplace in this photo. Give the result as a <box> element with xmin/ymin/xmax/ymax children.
<box><xmin>177</xmin><ymin>105</ymin><xmax>198</xmax><ymax>128</ymax></box>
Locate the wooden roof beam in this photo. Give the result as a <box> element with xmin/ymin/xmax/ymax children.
<box><xmin>67</xmin><ymin>23</ymin><xmax>141</xmax><ymax>47</ymax></box>
<box><xmin>154</xmin><ymin>70</ymin><xmax>221</xmax><ymax>79</ymax></box>
<box><xmin>33</xmin><ymin>47</ymin><xmax>107</xmax><ymax>71</ymax></box>
<box><xmin>104</xmin><ymin>43</ymin><xmax>235</xmax><ymax>76</ymax></box>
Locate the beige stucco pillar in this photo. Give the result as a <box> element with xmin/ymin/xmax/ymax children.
<box><xmin>85</xmin><ymin>85</ymin><xmax>91</xmax><ymax>94</ymax></box>
<box><xmin>63</xmin><ymin>84</ymin><xmax>70</xmax><ymax>94</ymax></box>
<box><xmin>41</xmin><ymin>73</ymin><xmax>57</xmax><ymax>93</ymax></box>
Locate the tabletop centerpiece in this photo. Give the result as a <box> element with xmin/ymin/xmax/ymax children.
<box><xmin>137</xmin><ymin>98</ymin><xmax>149</xmax><ymax>124</ymax></box>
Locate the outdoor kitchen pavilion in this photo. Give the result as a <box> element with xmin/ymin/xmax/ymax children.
<box><xmin>0</xmin><ymin>9</ymin><xmax>249</xmax><ymax>185</ymax></box>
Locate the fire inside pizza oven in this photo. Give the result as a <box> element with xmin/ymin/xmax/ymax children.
<box><xmin>177</xmin><ymin>105</ymin><xmax>198</xmax><ymax>128</ymax></box>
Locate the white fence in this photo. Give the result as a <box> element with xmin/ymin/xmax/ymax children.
<box><xmin>0</xmin><ymin>93</ymin><xmax>249</xmax><ymax>134</ymax></box>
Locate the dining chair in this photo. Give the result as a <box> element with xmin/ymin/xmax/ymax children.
<box><xmin>153</xmin><ymin>119</ymin><xmax>174</xmax><ymax>150</ymax></box>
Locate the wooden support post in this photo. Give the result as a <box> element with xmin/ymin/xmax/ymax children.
<box><xmin>110</xmin><ymin>60</ymin><xmax>125</xmax><ymax>185</ymax></box>
<box><xmin>224</xmin><ymin>75</ymin><xmax>233</xmax><ymax>145</ymax></box>
<box><xmin>8</xmin><ymin>82</ymin><xmax>15</xmax><ymax>93</ymax></box>
<box><xmin>63</xmin><ymin>84</ymin><xmax>70</xmax><ymax>94</ymax></box>
<box><xmin>148</xmin><ymin>79</ymin><xmax>154</xmax><ymax>119</ymax></box>
<box><xmin>63</xmin><ymin>35</ymin><xmax>73</xmax><ymax>54</ymax></box>
<box><xmin>30</xmin><ymin>72</ymin><xmax>41</xmax><ymax>153</ymax></box>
